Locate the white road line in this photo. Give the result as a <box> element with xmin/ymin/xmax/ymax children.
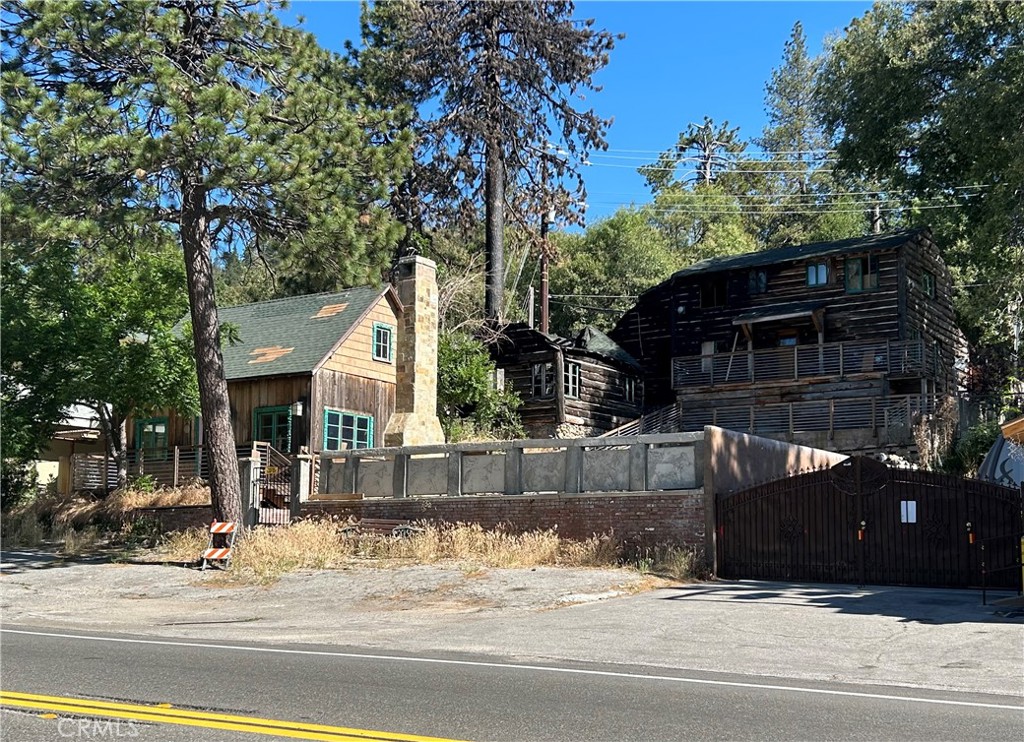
<box><xmin>3</xmin><ymin>627</ymin><xmax>1021</xmax><ymax>711</ymax></box>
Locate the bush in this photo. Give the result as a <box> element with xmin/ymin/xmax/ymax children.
<box><xmin>945</xmin><ymin>420</ymin><xmax>1002</xmax><ymax>476</ymax></box>
<box><xmin>1</xmin><ymin>458</ymin><xmax>38</xmax><ymax>513</ymax></box>
<box><xmin>437</xmin><ymin>332</ymin><xmax>523</xmax><ymax>442</ymax></box>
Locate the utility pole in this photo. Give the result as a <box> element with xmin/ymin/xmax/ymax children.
<box><xmin>540</xmin><ymin>206</ymin><xmax>553</xmax><ymax>334</ymax></box>
<box><xmin>870</xmin><ymin>196</ymin><xmax>882</xmax><ymax>234</ymax></box>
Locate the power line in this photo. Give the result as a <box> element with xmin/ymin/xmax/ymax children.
<box><xmin>591</xmin><ymin>152</ymin><xmax>841</xmax><ymax>164</ymax></box>
<box><xmin>616</xmin><ymin>203</ymin><xmax>967</xmax><ymax>216</ymax></box>
<box><xmin>584</xmin><ymin>184</ymin><xmax>991</xmax><ymax>200</ymax></box>
<box><xmin>602</xmin><ymin>146</ymin><xmax>838</xmax><ymax>156</ymax></box>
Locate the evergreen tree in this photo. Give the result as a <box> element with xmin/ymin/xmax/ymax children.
<box><xmin>355</xmin><ymin>0</ymin><xmax>618</xmax><ymax>320</ymax></box>
<box><xmin>2</xmin><ymin>0</ymin><xmax>411</xmax><ymax>520</ymax></box>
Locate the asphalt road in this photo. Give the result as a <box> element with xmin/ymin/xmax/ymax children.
<box><xmin>1</xmin><ymin>625</ymin><xmax>1021</xmax><ymax>741</ymax></box>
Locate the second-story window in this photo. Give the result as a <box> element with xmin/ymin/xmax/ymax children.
<box><xmin>923</xmin><ymin>271</ymin><xmax>935</xmax><ymax>298</ymax></box>
<box><xmin>748</xmin><ymin>269</ymin><xmax>767</xmax><ymax>294</ymax></box>
<box><xmin>372</xmin><ymin>322</ymin><xmax>394</xmax><ymax>362</ymax></box>
<box><xmin>624</xmin><ymin>376</ymin><xmax>636</xmax><ymax>404</ymax></box>
<box><xmin>700</xmin><ymin>277</ymin><xmax>728</xmax><ymax>308</ymax></box>
<box><xmin>564</xmin><ymin>362</ymin><xmax>581</xmax><ymax>399</ymax></box>
<box><xmin>845</xmin><ymin>255</ymin><xmax>879</xmax><ymax>293</ymax></box>
<box><xmin>806</xmin><ymin>262</ymin><xmax>828</xmax><ymax>286</ymax></box>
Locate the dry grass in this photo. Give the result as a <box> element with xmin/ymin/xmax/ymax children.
<box><xmin>147</xmin><ymin>520</ymin><xmax>627</xmax><ymax>584</ymax></box>
<box><xmin>2</xmin><ymin>483</ymin><xmax>211</xmax><ymax>550</ymax></box>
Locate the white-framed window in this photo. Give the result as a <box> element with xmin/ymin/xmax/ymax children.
<box><xmin>531</xmin><ymin>362</ymin><xmax>555</xmax><ymax>398</ymax></box>
<box><xmin>323</xmin><ymin>409</ymin><xmax>374</xmax><ymax>451</ymax></box>
<box><xmin>564</xmin><ymin>362</ymin><xmax>581</xmax><ymax>399</ymax></box>
<box><xmin>372</xmin><ymin>322</ymin><xmax>394</xmax><ymax>362</ymax></box>
<box><xmin>807</xmin><ymin>262</ymin><xmax>828</xmax><ymax>286</ymax></box>
<box><xmin>624</xmin><ymin>376</ymin><xmax>637</xmax><ymax>404</ymax></box>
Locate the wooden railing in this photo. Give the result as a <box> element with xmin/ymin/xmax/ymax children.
<box><xmin>598</xmin><ymin>393</ymin><xmax>940</xmax><ymax>442</ymax></box>
<box><xmin>671</xmin><ymin>339</ymin><xmax>933</xmax><ymax>389</ymax></box>
<box><xmin>678</xmin><ymin>393</ymin><xmax>938</xmax><ymax>441</ymax></box>
<box><xmin>70</xmin><ymin>441</ymin><xmax>296</xmax><ymax>494</ymax></box>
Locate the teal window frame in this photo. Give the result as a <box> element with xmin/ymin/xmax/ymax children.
<box><xmin>135</xmin><ymin>417</ymin><xmax>169</xmax><ymax>451</ymax></box>
<box><xmin>845</xmin><ymin>255</ymin><xmax>879</xmax><ymax>293</ymax></box>
<box><xmin>372</xmin><ymin>322</ymin><xmax>395</xmax><ymax>363</ymax></box>
<box><xmin>253</xmin><ymin>405</ymin><xmax>292</xmax><ymax>452</ymax></box>
<box><xmin>323</xmin><ymin>408</ymin><xmax>374</xmax><ymax>451</ymax></box>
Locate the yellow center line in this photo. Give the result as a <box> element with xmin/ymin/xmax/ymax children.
<box><xmin>0</xmin><ymin>691</ymin><xmax>469</xmax><ymax>742</ymax></box>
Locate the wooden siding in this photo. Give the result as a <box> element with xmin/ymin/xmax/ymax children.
<box><xmin>319</xmin><ymin>296</ymin><xmax>399</xmax><ymax>384</ymax></box>
<box><xmin>130</xmin><ymin>375</ymin><xmax>313</xmax><ymax>452</ymax></box>
<box><xmin>310</xmin><ymin>368</ymin><xmax>396</xmax><ymax>451</ymax></box>
<box><xmin>501</xmin><ymin>349</ymin><xmax>642</xmax><ymax>436</ymax></box>
<box><xmin>562</xmin><ymin>354</ymin><xmax>643</xmax><ymax>432</ymax></box>
<box><xmin>900</xmin><ymin>232</ymin><xmax>961</xmax><ymax>392</ymax></box>
<box><xmin>610</xmin><ymin>234</ymin><xmax>960</xmax><ymax>411</ymax></box>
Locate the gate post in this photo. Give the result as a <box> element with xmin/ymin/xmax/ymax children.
<box><xmin>238</xmin><ymin>456</ymin><xmax>259</xmax><ymax>528</ymax></box>
<box><xmin>290</xmin><ymin>455</ymin><xmax>312</xmax><ymax>519</ymax></box>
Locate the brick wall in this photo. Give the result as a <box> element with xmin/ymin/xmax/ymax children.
<box><xmin>300</xmin><ymin>491</ymin><xmax>705</xmax><ymax>547</ymax></box>
<box><xmin>130</xmin><ymin>505</ymin><xmax>213</xmax><ymax>533</ymax></box>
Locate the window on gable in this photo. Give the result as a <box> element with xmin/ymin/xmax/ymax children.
<box><xmin>323</xmin><ymin>409</ymin><xmax>373</xmax><ymax>451</ymax></box>
<box><xmin>923</xmin><ymin>271</ymin><xmax>935</xmax><ymax>299</ymax></box>
<box><xmin>700</xmin><ymin>277</ymin><xmax>728</xmax><ymax>308</ymax></box>
<box><xmin>806</xmin><ymin>262</ymin><xmax>828</xmax><ymax>287</ymax></box>
<box><xmin>564</xmin><ymin>362</ymin><xmax>581</xmax><ymax>399</ymax></box>
<box><xmin>748</xmin><ymin>269</ymin><xmax>767</xmax><ymax>295</ymax></box>
<box><xmin>845</xmin><ymin>255</ymin><xmax>879</xmax><ymax>293</ymax></box>
<box><xmin>531</xmin><ymin>362</ymin><xmax>555</xmax><ymax>398</ymax></box>
<box><xmin>372</xmin><ymin>322</ymin><xmax>394</xmax><ymax>362</ymax></box>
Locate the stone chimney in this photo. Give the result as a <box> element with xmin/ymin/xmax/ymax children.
<box><xmin>383</xmin><ymin>255</ymin><xmax>445</xmax><ymax>447</ymax></box>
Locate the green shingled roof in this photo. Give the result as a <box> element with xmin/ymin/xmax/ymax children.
<box><xmin>198</xmin><ymin>285</ymin><xmax>390</xmax><ymax>380</ymax></box>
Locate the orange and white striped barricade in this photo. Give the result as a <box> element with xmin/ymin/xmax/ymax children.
<box><xmin>201</xmin><ymin>521</ymin><xmax>237</xmax><ymax>570</ymax></box>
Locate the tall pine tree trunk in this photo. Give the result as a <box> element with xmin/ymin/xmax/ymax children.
<box><xmin>180</xmin><ymin>179</ymin><xmax>242</xmax><ymax>524</ymax></box>
<box><xmin>484</xmin><ymin>137</ymin><xmax>505</xmax><ymax>320</ymax></box>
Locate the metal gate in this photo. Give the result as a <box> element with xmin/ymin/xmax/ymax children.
<box><xmin>717</xmin><ymin>462</ymin><xmax>1022</xmax><ymax>589</ymax></box>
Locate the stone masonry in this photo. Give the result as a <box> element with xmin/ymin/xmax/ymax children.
<box><xmin>383</xmin><ymin>255</ymin><xmax>445</xmax><ymax>447</ymax></box>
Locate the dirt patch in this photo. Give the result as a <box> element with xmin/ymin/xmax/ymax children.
<box><xmin>0</xmin><ymin>549</ymin><xmax>657</xmax><ymax>643</ymax></box>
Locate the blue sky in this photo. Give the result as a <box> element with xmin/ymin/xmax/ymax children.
<box><xmin>286</xmin><ymin>1</ymin><xmax>873</xmax><ymax>225</ymax></box>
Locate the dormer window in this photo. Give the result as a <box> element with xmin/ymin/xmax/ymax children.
<box><xmin>806</xmin><ymin>262</ymin><xmax>828</xmax><ymax>287</ymax></box>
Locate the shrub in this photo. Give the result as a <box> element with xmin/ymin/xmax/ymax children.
<box><xmin>437</xmin><ymin>332</ymin><xmax>523</xmax><ymax>442</ymax></box>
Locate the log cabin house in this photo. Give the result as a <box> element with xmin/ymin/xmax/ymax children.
<box><xmin>607</xmin><ymin>229</ymin><xmax>963</xmax><ymax>454</ymax></box>
<box><xmin>489</xmin><ymin>323</ymin><xmax>644</xmax><ymax>438</ymax></box>
<box><xmin>123</xmin><ymin>284</ymin><xmax>401</xmax><ymax>486</ymax></box>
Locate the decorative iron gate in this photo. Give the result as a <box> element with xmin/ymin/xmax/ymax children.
<box><xmin>717</xmin><ymin>462</ymin><xmax>1022</xmax><ymax>589</ymax></box>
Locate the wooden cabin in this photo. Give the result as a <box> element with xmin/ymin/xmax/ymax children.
<box><xmin>490</xmin><ymin>323</ymin><xmax>644</xmax><ymax>438</ymax></box>
<box><xmin>608</xmin><ymin>229</ymin><xmax>963</xmax><ymax>452</ymax></box>
<box><xmin>128</xmin><ymin>285</ymin><xmax>400</xmax><ymax>462</ymax></box>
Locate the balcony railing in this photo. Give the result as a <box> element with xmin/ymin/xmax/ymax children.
<box><xmin>671</xmin><ymin>339</ymin><xmax>933</xmax><ymax>389</ymax></box>
<box><xmin>675</xmin><ymin>393</ymin><xmax>938</xmax><ymax>442</ymax></box>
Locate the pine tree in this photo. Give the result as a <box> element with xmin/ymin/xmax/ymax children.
<box><xmin>355</xmin><ymin>0</ymin><xmax>618</xmax><ymax>320</ymax></box>
<box><xmin>2</xmin><ymin>0</ymin><xmax>411</xmax><ymax>520</ymax></box>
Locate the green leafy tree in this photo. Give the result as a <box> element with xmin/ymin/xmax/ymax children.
<box><xmin>2</xmin><ymin>0</ymin><xmax>411</xmax><ymax>520</ymax></box>
<box><xmin>1</xmin><ymin>213</ymin><xmax>196</xmax><ymax>491</ymax></box>
<box><xmin>816</xmin><ymin>1</ymin><xmax>1024</xmax><ymax>384</ymax></box>
<box><xmin>437</xmin><ymin>332</ymin><xmax>523</xmax><ymax>442</ymax></box>
<box><xmin>548</xmin><ymin>209</ymin><xmax>680</xmax><ymax>335</ymax></box>
<box><xmin>355</xmin><ymin>0</ymin><xmax>619</xmax><ymax>320</ymax></box>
